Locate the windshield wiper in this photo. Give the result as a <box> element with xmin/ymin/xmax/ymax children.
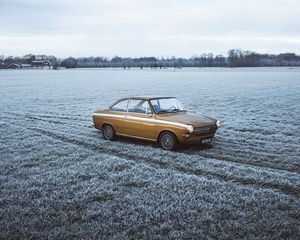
<box><xmin>157</xmin><ymin>109</ymin><xmax>186</xmax><ymax>114</ymax></box>
<box><xmin>157</xmin><ymin>110</ymin><xmax>168</xmax><ymax>114</ymax></box>
<box><xmin>169</xmin><ymin>109</ymin><xmax>186</xmax><ymax>112</ymax></box>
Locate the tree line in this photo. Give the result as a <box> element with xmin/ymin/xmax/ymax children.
<box><xmin>1</xmin><ymin>50</ymin><xmax>300</xmax><ymax>69</ymax></box>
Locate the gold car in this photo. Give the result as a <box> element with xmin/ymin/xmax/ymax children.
<box><xmin>92</xmin><ymin>97</ymin><xmax>221</xmax><ymax>150</ymax></box>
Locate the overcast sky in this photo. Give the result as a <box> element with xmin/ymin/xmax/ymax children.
<box><xmin>0</xmin><ymin>0</ymin><xmax>299</xmax><ymax>58</ymax></box>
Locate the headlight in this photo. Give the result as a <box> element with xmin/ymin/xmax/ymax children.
<box><xmin>216</xmin><ymin>120</ymin><xmax>221</xmax><ymax>128</ymax></box>
<box><xmin>187</xmin><ymin>125</ymin><xmax>194</xmax><ymax>133</ymax></box>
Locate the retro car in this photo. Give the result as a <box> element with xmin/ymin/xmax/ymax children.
<box><xmin>92</xmin><ymin>97</ymin><xmax>221</xmax><ymax>150</ymax></box>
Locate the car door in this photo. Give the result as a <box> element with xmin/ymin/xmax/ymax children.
<box><xmin>109</xmin><ymin>99</ymin><xmax>129</xmax><ymax>134</ymax></box>
<box><xmin>124</xmin><ymin>99</ymin><xmax>156</xmax><ymax>140</ymax></box>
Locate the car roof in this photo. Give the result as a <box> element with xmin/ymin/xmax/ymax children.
<box><xmin>118</xmin><ymin>96</ymin><xmax>176</xmax><ymax>101</ymax></box>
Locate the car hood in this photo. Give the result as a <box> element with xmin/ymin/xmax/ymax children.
<box><xmin>156</xmin><ymin>112</ymin><xmax>216</xmax><ymax>127</ymax></box>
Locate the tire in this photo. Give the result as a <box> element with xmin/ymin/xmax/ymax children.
<box><xmin>102</xmin><ymin>124</ymin><xmax>115</xmax><ymax>141</ymax></box>
<box><xmin>159</xmin><ymin>131</ymin><xmax>177</xmax><ymax>151</ymax></box>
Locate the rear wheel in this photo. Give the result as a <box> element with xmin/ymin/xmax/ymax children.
<box><xmin>102</xmin><ymin>124</ymin><xmax>115</xmax><ymax>140</ymax></box>
<box><xmin>159</xmin><ymin>132</ymin><xmax>177</xmax><ymax>151</ymax></box>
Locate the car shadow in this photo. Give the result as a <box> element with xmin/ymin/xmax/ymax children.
<box><xmin>177</xmin><ymin>143</ymin><xmax>214</xmax><ymax>153</ymax></box>
<box><xmin>116</xmin><ymin>136</ymin><xmax>160</xmax><ymax>148</ymax></box>
<box><xmin>114</xmin><ymin>134</ymin><xmax>214</xmax><ymax>152</ymax></box>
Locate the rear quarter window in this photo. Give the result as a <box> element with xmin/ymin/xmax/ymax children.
<box><xmin>110</xmin><ymin>100</ymin><xmax>128</xmax><ymax>112</ymax></box>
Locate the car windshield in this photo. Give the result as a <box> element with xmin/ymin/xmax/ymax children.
<box><xmin>150</xmin><ymin>98</ymin><xmax>186</xmax><ymax>114</ymax></box>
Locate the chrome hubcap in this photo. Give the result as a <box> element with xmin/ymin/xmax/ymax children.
<box><xmin>162</xmin><ymin>134</ymin><xmax>173</xmax><ymax>149</ymax></box>
<box><xmin>104</xmin><ymin>126</ymin><xmax>113</xmax><ymax>139</ymax></box>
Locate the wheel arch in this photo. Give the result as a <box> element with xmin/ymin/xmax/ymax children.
<box><xmin>101</xmin><ymin>122</ymin><xmax>115</xmax><ymax>130</ymax></box>
<box><xmin>157</xmin><ymin>129</ymin><xmax>178</xmax><ymax>142</ymax></box>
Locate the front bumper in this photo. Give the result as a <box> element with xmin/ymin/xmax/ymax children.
<box><xmin>181</xmin><ymin>125</ymin><xmax>217</xmax><ymax>144</ymax></box>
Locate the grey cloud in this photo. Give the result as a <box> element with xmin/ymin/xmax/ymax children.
<box><xmin>0</xmin><ymin>0</ymin><xmax>299</xmax><ymax>57</ymax></box>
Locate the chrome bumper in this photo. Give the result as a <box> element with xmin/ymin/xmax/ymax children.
<box><xmin>183</xmin><ymin>125</ymin><xmax>217</xmax><ymax>138</ymax></box>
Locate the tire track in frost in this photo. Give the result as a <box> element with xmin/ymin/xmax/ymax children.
<box><xmin>6</xmin><ymin>111</ymin><xmax>298</xmax><ymax>153</ymax></box>
<box><xmin>8</xmin><ymin>115</ymin><xmax>296</xmax><ymax>174</ymax></box>
<box><xmin>6</xmin><ymin>110</ymin><xmax>299</xmax><ymax>159</ymax></box>
<box><xmin>9</xmin><ymin>111</ymin><xmax>300</xmax><ymax>161</ymax></box>
<box><xmin>16</xmin><ymin>111</ymin><xmax>300</xmax><ymax>172</ymax></box>
<box><xmin>3</xmin><ymin>111</ymin><xmax>89</xmax><ymax>123</ymax></box>
<box><xmin>1</xmin><ymin>112</ymin><xmax>90</xmax><ymax>129</ymax></box>
<box><xmin>26</xmin><ymin>126</ymin><xmax>300</xmax><ymax>198</ymax></box>
<box><xmin>2</xmin><ymin>112</ymin><xmax>299</xmax><ymax>174</ymax></box>
<box><xmin>2</xmin><ymin>113</ymin><xmax>299</xmax><ymax>197</ymax></box>
<box><xmin>33</xmin><ymin>113</ymin><xmax>300</xmax><ymax>163</ymax></box>
<box><xmin>184</xmin><ymin>147</ymin><xmax>300</xmax><ymax>174</ymax></box>
<box><xmin>214</xmin><ymin>133</ymin><xmax>299</xmax><ymax>158</ymax></box>
<box><xmin>215</xmin><ymin>141</ymin><xmax>299</xmax><ymax>159</ymax></box>
<box><xmin>89</xmin><ymin>132</ymin><xmax>300</xmax><ymax>174</ymax></box>
<box><xmin>216</xmin><ymin>134</ymin><xmax>299</xmax><ymax>154</ymax></box>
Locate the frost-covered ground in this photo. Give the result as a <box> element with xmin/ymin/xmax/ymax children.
<box><xmin>0</xmin><ymin>67</ymin><xmax>299</xmax><ymax>239</ymax></box>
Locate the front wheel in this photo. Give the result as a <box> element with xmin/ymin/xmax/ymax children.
<box><xmin>102</xmin><ymin>124</ymin><xmax>115</xmax><ymax>141</ymax></box>
<box><xmin>159</xmin><ymin>132</ymin><xmax>177</xmax><ymax>151</ymax></box>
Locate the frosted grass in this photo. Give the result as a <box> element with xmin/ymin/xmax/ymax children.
<box><xmin>0</xmin><ymin>67</ymin><xmax>300</xmax><ymax>239</ymax></box>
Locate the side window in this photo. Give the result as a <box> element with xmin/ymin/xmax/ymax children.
<box><xmin>110</xmin><ymin>100</ymin><xmax>128</xmax><ymax>112</ymax></box>
<box><xmin>128</xmin><ymin>99</ymin><xmax>152</xmax><ymax>114</ymax></box>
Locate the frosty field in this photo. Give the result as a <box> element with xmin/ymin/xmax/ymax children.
<box><xmin>0</xmin><ymin>67</ymin><xmax>300</xmax><ymax>239</ymax></box>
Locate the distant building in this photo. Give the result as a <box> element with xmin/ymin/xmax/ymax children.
<box><xmin>20</xmin><ymin>64</ymin><xmax>32</xmax><ymax>69</ymax></box>
<box><xmin>32</xmin><ymin>60</ymin><xmax>51</xmax><ymax>68</ymax></box>
<box><xmin>7</xmin><ymin>63</ymin><xmax>21</xmax><ymax>69</ymax></box>
<box><xmin>4</xmin><ymin>61</ymin><xmax>52</xmax><ymax>69</ymax></box>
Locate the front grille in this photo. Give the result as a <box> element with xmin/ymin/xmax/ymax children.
<box><xmin>193</xmin><ymin>125</ymin><xmax>216</xmax><ymax>134</ymax></box>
